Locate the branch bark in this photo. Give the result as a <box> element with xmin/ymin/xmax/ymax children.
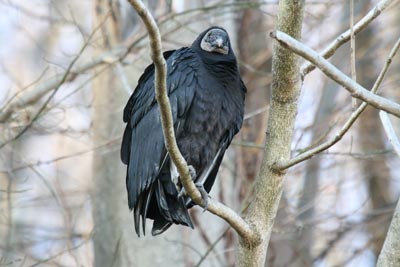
<box><xmin>379</xmin><ymin>111</ymin><xmax>400</xmax><ymax>158</ymax></box>
<box><xmin>271</xmin><ymin>31</ymin><xmax>400</xmax><ymax>118</ymax></box>
<box><xmin>126</xmin><ymin>0</ymin><xmax>258</xmax><ymax>247</ymax></box>
<box><xmin>237</xmin><ymin>1</ymin><xmax>305</xmax><ymax>266</ymax></box>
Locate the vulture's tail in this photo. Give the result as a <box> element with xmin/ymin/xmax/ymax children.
<box><xmin>133</xmin><ymin>174</ymin><xmax>193</xmax><ymax>236</ymax></box>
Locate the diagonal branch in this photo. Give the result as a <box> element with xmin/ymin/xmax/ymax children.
<box><xmin>379</xmin><ymin>111</ymin><xmax>400</xmax><ymax>158</ymax></box>
<box><xmin>0</xmin><ymin>12</ymin><xmax>117</xmax><ymax>123</ymax></box>
<box><xmin>301</xmin><ymin>0</ymin><xmax>396</xmax><ymax>77</ymax></box>
<box><xmin>126</xmin><ymin>0</ymin><xmax>258</xmax><ymax>246</ymax></box>
<box><xmin>271</xmin><ymin>31</ymin><xmax>400</xmax><ymax>117</ymax></box>
<box><xmin>0</xmin><ymin>23</ymin><xmax>103</xmax><ymax>149</ymax></box>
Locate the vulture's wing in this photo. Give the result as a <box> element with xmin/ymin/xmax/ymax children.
<box><xmin>192</xmin><ymin>78</ymin><xmax>246</xmax><ymax>200</ymax></box>
<box><xmin>121</xmin><ymin>48</ymin><xmax>198</xmax><ymax>210</ymax></box>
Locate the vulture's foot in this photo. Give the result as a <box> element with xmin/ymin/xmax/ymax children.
<box><xmin>178</xmin><ymin>183</ymin><xmax>209</xmax><ymax>210</ymax></box>
<box><xmin>177</xmin><ymin>165</ymin><xmax>209</xmax><ymax>209</ymax></box>
<box><xmin>188</xmin><ymin>165</ymin><xmax>196</xmax><ymax>180</ymax></box>
<box><xmin>195</xmin><ymin>182</ymin><xmax>209</xmax><ymax>211</ymax></box>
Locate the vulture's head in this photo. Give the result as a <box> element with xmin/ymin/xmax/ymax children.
<box><xmin>192</xmin><ymin>27</ymin><xmax>236</xmax><ymax>64</ymax></box>
<box><xmin>200</xmin><ymin>28</ymin><xmax>230</xmax><ymax>55</ymax></box>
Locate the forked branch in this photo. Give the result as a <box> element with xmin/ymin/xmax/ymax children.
<box><xmin>271</xmin><ymin>31</ymin><xmax>400</xmax><ymax>117</ymax></box>
<box><xmin>275</xmin><ymin>36</ymin><xmax>400</xmax><ymax>170</ymax></box>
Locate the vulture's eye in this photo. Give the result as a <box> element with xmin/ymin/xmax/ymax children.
<box><xmin>200</xmin><ymin>29</ymin><xmax>229</xmax><ymax>55</ymax></box>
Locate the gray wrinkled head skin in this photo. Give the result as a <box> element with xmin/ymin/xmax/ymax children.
<box><xmin>200</xmin><ymin>28</ymin><xmax>229</xmax><ymax>55</ymax></box>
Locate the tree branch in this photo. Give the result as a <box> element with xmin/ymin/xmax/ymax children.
<box><xmin>379</xmin><ymin>111</ymin><xmax>400</xmax><ymax>158</ymax></box>
<box><xmin>271</xmin><ymin>31</ymin><xmax>400</xmax><ymax>117</ymax></box>
<box><xmin>275</xmin><ymin>36</ymin><xmax>400</xmax><ymax>170</ymax></box>
<box><xmin>0</xmin><ymin>24</ymin><xmax>102</xmax><ymax>149</ymax></box>
<box><xmin>301</xmin><ymin>0</ymin><xmax>396</xmax><ymax>77</ymax></box>
<box><xmin>126</xmin><ymin>0</ymin><xmax>258</xmax><ymax>246</ymax></box>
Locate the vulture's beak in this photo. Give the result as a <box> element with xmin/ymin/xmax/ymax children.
<box><xmin>215</xmin><ymin>38</ymin><xmax>224</xmax><ymax>48</ymax></box>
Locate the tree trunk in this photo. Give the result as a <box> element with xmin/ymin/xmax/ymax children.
<box><xmin>237</xmin><ymin>1</ymin><xmax>305</xmax><ymax>266</ymax></box>
<box><xmin>376</xmin><ymin>197</ymin><xmax>400</xmax><ymax>267</ymax></box>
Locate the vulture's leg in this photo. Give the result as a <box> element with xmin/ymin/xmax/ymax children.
<box><xmin>194</xmin><ymin>183</ymin><xmax>209</xmax><ymax>211</ymax></box>
<box><xmin>178</xmin><ymin>166</ymin><xmax>209</xmax><ymax>210</ymax></box>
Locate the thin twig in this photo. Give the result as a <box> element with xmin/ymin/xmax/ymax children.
<box><xmin>0</xmin><ymin>14</ymin><xmax>114</xmax><ymax>124</ymax></box>
<box><xmin>194</xmin><ymin>228</ymin><xmax>230</xmax><ymax>267</ymax></box>
<box><xmin>301</xmin><ymin>0</ymin><xmax>396</xmax><ymax>77</ymax></box>
<box><xmin>244</xmin><ymin>105</ymin><xmax>269</xmax><ymax>120</ymax></box>
<box><xmin>0</xmin><ymin>67</ymin><xmax>49</xmax><ymax>111</ymax></box>
<box><xmin>28</xmin><ymin>237</ymin><xmax>91</xmax><ymax>267</ymax></box>
<box><xmin>0</xmin><ymin>26</ymin><xmax>100</xmax><ymax>149</ymax></box>
<box><xmin>349</xmin><ymin>0</ymin><xmax>357</xmax><ymax>109</ymax></box>
<box><xmin>271</xmin><ymin>31</ymin><xmax>400</xmax><ymax>117</ymax></box>
<box><xmin>274</xmin><ymin>36</ymin><xmax>400</xmax><ymax>170</ymax></box>
<box><xmin>114</xmin><ymin>63</ymin><xmax>133</xmax><ymax>94</ymax></box>
<box><xmin>126</xmin><ymin>0</ymin><xmax>259</xmax><ymax>247</ymax></box>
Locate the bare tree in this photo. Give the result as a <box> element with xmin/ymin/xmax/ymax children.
<box><xmin>1</xmin><ymin>0</ymin><xmax>400</xmax><ymax>266</ymax></box>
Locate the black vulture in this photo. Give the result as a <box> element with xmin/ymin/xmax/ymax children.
<box><xmin>121</xmin><ymin>26</ymin><xmax>246</xmax><ymax>236</ymax></box>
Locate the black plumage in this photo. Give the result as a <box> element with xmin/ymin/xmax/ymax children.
<box><xmin>121</xmin><ymin>26</ymin><xmax>246</xmax><ymax>236</ymax></box>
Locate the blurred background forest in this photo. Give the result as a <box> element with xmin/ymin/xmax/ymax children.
<box><xmin>0</xmin><ymin>0</ymin><xmax>399</xmax><ymax>266</ymax></box>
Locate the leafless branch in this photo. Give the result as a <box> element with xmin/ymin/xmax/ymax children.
<box><xmin>271</xmin><ymin>31</ymin><xmax>400</xmax><ymax>117</ymax></box>
<box><xmin>301</xmin><ymin>0</ymin><xmax>396</xmax><ymax>77</ymax></box>
<box><xmin>275</xmin><ymin>36</ymin><xmax>400</xmax><ymax>170</ymax></box>
<box><xmin>0</xmin><ymin>23</ymin><xmax>102</xmax><ymax>149</ymax></box>
<box><xmin>0</xmin><ymin>13</ymin><xmax>115</xmax><ymax>124</ymax></box>
<box><xmin>349</xmin><ymin>0</ymin><xmax>357</xmax><ymax>108</ymax></box>
<box><xmin>379</xmin><ymin>111</ymin><xmax>400</xmax><ymax>158</ymax></box>
<box><xmin>126</xmin><ymin>0</ymin><xmax>259</xmax><ymax>247</ymax></box>
<box><xmin>194</xmin><ymin>227</ymin><xmax>229</xmax><ymax>267</ymax></box>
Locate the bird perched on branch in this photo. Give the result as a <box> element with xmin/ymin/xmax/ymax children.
<box><xmin>121</xmin><ymin>26</ymin><xmax>246</xmax><ymax>236</ymax></box>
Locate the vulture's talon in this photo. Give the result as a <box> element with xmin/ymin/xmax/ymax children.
<box><xmin>178</xmin><ymin>182</ymin><xmax>209</xmax><ymax>211</ymax></box>
<box><xmin>177</xmin><ymin>165</ymin><xmax>196</xmax><ymax>198</ymax></box>
<box><xmin>188</xmin><ymin>165</ymin><xmax>196</xmax><ymax>180</ymax></box>
<box><xmin>195</xmin><ymin>183</ymin><xmax>209</xmax><ymax>211</ymax></box>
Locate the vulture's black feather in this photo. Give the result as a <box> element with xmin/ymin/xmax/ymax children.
<box><xmin>121</xmin><ymin>26</ymin><xmax>246</xmax><ymax>236</ymax></box>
